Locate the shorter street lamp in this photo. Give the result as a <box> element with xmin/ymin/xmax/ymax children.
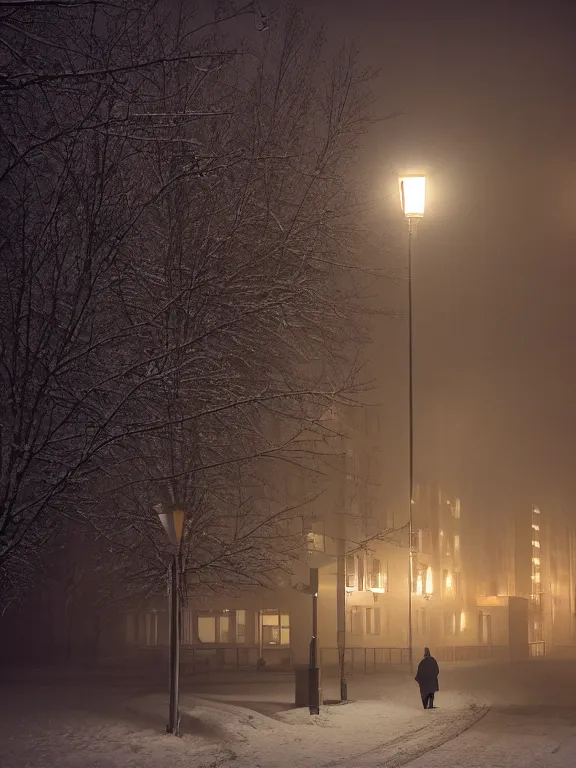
<box><xmin>398</xmin><ymin>174</ymin><xmax>426</xmax><ymax>674</ymax></box>
<box><xmin>154</xmin><ymin>503</ymin><xmax>185</xmax><ymax>735</ymax></box>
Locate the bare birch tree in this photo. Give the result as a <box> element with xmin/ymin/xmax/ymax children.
<box><xmin>0</xmin><ymin>0</ymin><xmax>266</xmax><ymax>606</ymax></box>
<box><xmin>0</xmin><ymin>0</ymin><xmax>381</xmax><ymax>608</ymax></box>
<box><xmin>81</xmin><ymin>7</ymin><xmax>379</xmax><ymax>598</ymax></box>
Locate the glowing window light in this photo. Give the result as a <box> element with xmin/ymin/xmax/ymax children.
<box><xmin>445</xmin><ymin>573</ymin><xmax>453</xmax><ymax>590</ymax></box>
<box><xmin>425</xmin><ymin>566</ymin><xmax>433</xmax><ymax>595</ymax></box>
<box><xmin>532</xmin><ymin>557</ymin><xmax>540</xmax><ymax>565</ymax></box>
<box><xmin>399</xmin><ymin>175</ymin><xmax>426</xmax><ymax>218</ymax></box>
<box><xmin>532</xmin><ymin>540</ymin><xmax>541</xmax><ymax>548</ymax></box>
<box><xmin>460</xmin><ymin>611</ymin><xmax>467</xmax><ymax>632</ymax></box>
<box><xmin>416</xmin><ymin>573</ymin><xmax>423</xmax><ymax>595</ymax></box>
<box><xmin>532</xmin><ymin>524</ymin><xmax>540</xmax><ymax>531</ymax></box>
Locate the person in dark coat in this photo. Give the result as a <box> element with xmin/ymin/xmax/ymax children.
<box><xmin>415</xmin><ymin>647</ymin><xmax>439</xmax><ymax>709</ymax></box>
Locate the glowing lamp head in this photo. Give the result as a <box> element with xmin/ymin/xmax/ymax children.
<box><xmin>154</xmin><ymin>503</ymin><xmax>185</xmax><ymax>547</ymax></box>
<box><xmin>399</xmin><ymin>175</ymin><xmax>426</xmax><ymax>218</ymax></box>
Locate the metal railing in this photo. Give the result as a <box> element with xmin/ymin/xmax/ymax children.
<box><xmin>135</xmin><ymin>641</ymin><xmax>546</xmax><ymax>673</ymax></box>
<box><xmin>320</xmin><ymin>647</ymin><xmax>410</xmax><ymax>673</ymax></box>
<box><xmin>320</xmin><ymin>644</ymin><xmax>512</xmax><ymax>673</ymax></box>
<box><xmin>434</xmin><ymin>645</ymin><xmax>509</xmax><ymax>663</ymax></box>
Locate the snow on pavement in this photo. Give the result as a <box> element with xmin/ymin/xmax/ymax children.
<box><xmin>0</xmin><ymin>686</ymin><xmax>225</xmax><ymax>768</ymax></box>
<box><xmin>401</xmin><ymin>660</ymin><xmax>576</xmax><ymax>768</ymax></box>
<box><xmin>403</xmin><ymin>706</ymin><xmax>576</xmax><ymax>768</ymax></box>
<box><xmin>128</xmin><ymin>685</ymin><xmax>484</xmax><ymax>768</ymax></box>
<box><xmin>0</xmin><ymin>678</ymin><xmax>484</xmax><ymax>768</ymax></box>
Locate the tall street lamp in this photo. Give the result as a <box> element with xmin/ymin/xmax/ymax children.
<box><xmin>398</xmin><ymin>174</ymin><xmax>426</xmax><ymax>674</ymax></box>
<box><xmin>154</xmin><ymin>503</ymin><xmax>185</xmax><ymax>735</ymax></box>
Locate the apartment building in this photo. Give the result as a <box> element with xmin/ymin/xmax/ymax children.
<box><xmin>124</xmin><ymin>398</ymin><xmax>576</xmax><ymax>666</ymax></box>
<box><xmin>125</xmin><ymin>394</ymin><xmax>487</xmax><ymax>667</ymax></box>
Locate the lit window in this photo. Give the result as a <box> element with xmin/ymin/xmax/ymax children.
<box><xmin>261</xmin><ymin>611</ymin><xmax>290</xmax><ymax>645</ymax></box>
<box><xmin>198</xmin><ymin>612</ymin><xmax>238</xmax><ymax>644</ymax></box>
<box><xmin>532</xmin><ymin>557</ymin><xmax>540</xmax><ymax>565</ymax></box>
<box><xmin>416</xmin><ymin>571</ymin><xmax>423</xmax><ymax>595</ymax></box>
<box><xmin>198</xmin><ymin>616</ymin><xmax>216</xmax><ymax>643</ymax></box>
<box><xmin>532</xmin><ymin>524</ymin><xmax>540</xmax><ymax>531</ymax></box>
<box><xmin>425</xmin><ymin>566</ymin><xmax>433</xmax><ymax>595</ymax></box>
<box><xmin>454</xmin><ymin>534</ymin><xmax>461</xmax><ymax>555</ymax></box>
<box><xmin>280</xmin><ymin>615</ymin><xmax>290</xmax><ymax>645</ymax></box>
<box><xmin>413</xmin><ymin>564</ymin><xmax>426</xmax><ymax>595</ymax></box>
<box><xmin>444</xmin><ymin>570</ymin><xmax>453</xmax><ymax>590</ymax></box>
<box><xmin>460</xmin><ymin>611</ymin><xmax>467</xmax><ymax>632</ymax></box>
<box><xmin>532</xmin><ymin>540</ymin><xmax>541</xmax><ymax>548</ymax></box>
<box><xmin>532</xmin><ymin>572</ymin><xmax>541</xmax><ymax>584</ymax></box>
<box><xmin>369</xmin><ymin>559</ymin><xmax>388</xmax><ymax>592</ymax></box>
<box><xmin>533</xmin><ymin>507</ymin><xmax>540</xmax><ymax>515</ymax></box>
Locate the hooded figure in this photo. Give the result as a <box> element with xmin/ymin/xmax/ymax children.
<box><xmin>415</xmin><ymin>647</ymin><xmax>439</xmax><ymax>709</ymax></box>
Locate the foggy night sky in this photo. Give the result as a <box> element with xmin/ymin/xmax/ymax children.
<box><xmin>299</xmin><ymin>0</ymin><xmax>576</xmax><ymax>517</ymax></box>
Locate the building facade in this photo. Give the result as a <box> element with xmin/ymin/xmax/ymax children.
<box><xmin>123</xmin><ymin>404</ymin><xmax>576</xmax><ymax>667</ymax></box>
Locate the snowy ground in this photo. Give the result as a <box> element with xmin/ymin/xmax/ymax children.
<box><xmin>0</xmin><ymin>667</ymin><xmax>484</xmax><ymax>768</ymax></box>
<box><xmin>131</xmin><ymin>686</ymin><xmax>483</xmax><ymax>768</ymax></box>
<box><xmin>6</xmin><ymin>660</ymin><xmax>576</xmax><ymax>768</ymax></box>
<box><xmin>403</xmin><ymin>659</ymin><xmax>576</xmax><ymax>768</ymax></box>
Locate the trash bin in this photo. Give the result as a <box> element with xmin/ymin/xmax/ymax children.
<box><xmin>294</xmin><ymin>665</ymin><xmax>321</xmax><ymax>709</ymax></box>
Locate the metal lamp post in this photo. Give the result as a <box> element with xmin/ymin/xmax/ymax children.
<box><xmin>398</xmin><ymin>174</ymin><xmax>426</xmax><ymax>674</ymax></box>
<box><xmin>155</xmin><ymin>503</ymin><xmax>185</xmax><ymax>735</ymax></box>
<box><xmin>309</xmin><ymin>566</ymin><xmax>320</xmax><ymax>715</ymax></box>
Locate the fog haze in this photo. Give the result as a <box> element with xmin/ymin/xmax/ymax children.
<box><xmin>303</xmin><ymin>0</ymin><xmax>576</xmax><ymax>519</ymax></box>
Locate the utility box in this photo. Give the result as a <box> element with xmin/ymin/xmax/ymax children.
<box><xmin>477</xmin><ymin>595</ymin><xmax>530</xmax><ymax>662</ymax></box>
<box><xmin>294</xmin><ymin>665</ymin><xmax>322</xmax><ymax>709</ymax></box>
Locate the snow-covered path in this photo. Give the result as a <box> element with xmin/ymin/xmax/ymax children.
<box><xmin>404</xmin><ymin>705</ymin><xmax>576</xmax><ymax>767</ymax></box>
<box><xmin>403</xmin><ymin>659</ymin><xmax>576</xmax><ymax>768</ymax></box>
<box><xmin>0</xmin><ymin>668</ymin><xmax>482</xmax><ymax>768</ymax></box>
